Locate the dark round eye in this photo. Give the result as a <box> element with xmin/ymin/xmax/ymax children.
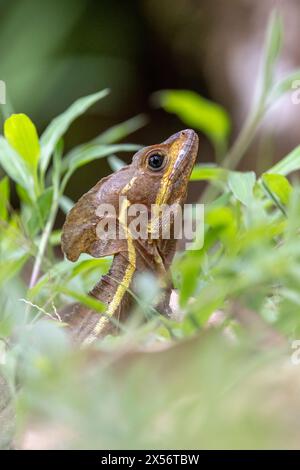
<box><xmin>148</xmin><ymin>153</ymin><xmax>165</xmax><ymax>170</ymax></box>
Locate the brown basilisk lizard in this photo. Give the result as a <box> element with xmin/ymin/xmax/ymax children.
<box><xmin>60</xmin><ymin>129</ymin><xmax>199</xmax><ymax>345</ymax></box>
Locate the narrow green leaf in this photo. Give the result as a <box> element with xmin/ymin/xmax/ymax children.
<box><xmin>154</xmin><ymin>90</ymin><xmax>230</xmax><ymax>147</ymax></box>
<box><xmin>40</xmin><ymin>89</ymin><xmax>110</xmax><ymax>174</ymax></box>
<box><xmin>61</xmin><ymin>143</ymin><xmax>140</xmax><ymax>173</ymax></box>
<box><xmin>0</xmin><ymin>177</ymin><xmax>9</xmax><ymax>221</ymax></box>
<box><xmin>28</xmin><ymin>187</ymin><xmax>54</xmax><ymax>236</ymax></box>
<box><xmin>58</xmin><ymin>286</ymin><xmax>105</xmax><ymax>313</ymax></box>
<box><xmin>267</xmin><ymin>146</ymin><xmax>300</xmax><ymax>175</ymax></box>
<box><xmin>269</xmin><ymin>69</ymin><xmax>300</xmax><ymax>103</ymax></box>
<box><xmin>261</xmin><ymin>10</ymin><xmax>283</xmax><ymax>95</ymax></box>
<box><xmin>94</xmin><ymin>114</ymin><xmax>147</xmax><ymax>144</ymax></box>
<box><xmin>228</xmin><ymin>171</ymin><xmax>256</xmax><ymax>206</ymax></box>
<box><xmin>4</xmin><ymin>113</ymin><xmax>40</xmax><ymax>171</ymax></box>
<box><xmin>107</xmin><ymin>155</ymin><xmax>126</xmax><ymax>171</ymax></box>
<box><xmin>262</xmin><ymin>173</ymin><xmax>292</xmax><ymax>205</ymax></box>
<box><xmin>59</xmin><ymin>195</ymin><xmax>74</xmax><ymax>214</ymax></box>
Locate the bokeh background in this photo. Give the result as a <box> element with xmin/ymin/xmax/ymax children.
<box><xmin>1</xmin><ymin>0</ymin><xmax>300</xmax><ymax>205</ymax></box>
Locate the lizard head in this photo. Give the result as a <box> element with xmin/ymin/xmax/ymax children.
<box><xmin>128</xmin><ymin>128</ymin><xmax>198</xmax><ymax>207</ymax></box>
<box><xmin>62</xmin><ymin>129</ymin><xmax>198</xmax><ymax>263</ymax></box>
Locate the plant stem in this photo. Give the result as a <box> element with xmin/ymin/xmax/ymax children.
<box><xmin>28</xmin><ymin>194</ymin><xmax>59</xmax><ymax>289</ymax></box>
<box><xmin>223</xmin><ymin>103</ymin><xmax>265</xmax><ymax>170</ymax></box>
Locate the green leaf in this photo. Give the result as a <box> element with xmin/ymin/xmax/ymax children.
<box><xmin>154</xmin><ymin>90</ymin><xmax>230</xmax><ymax>148</ymax></box>
<box><xmin>94</xmin><ymin>114</ymin><xmax>147</xmax><ymax>144</ymax></box>
<box><xmin>40</xmin><ymin>89</ymin><xmax>110</xmax><ymax>174</ymax></box>
<box><xmin>61</xmin><ymin>143</ymin><xmax>139</xmax><ymax>173</ymax></box>
<box><xmin>107</xmin><ymin>155</ymin><xmax>126</xmax><ymax>171</ymax></box>
<box><xmin>29</xmin><ymin>255</ymin><xmax>111</xmax><ymax>300</ymax></box>
<box><xmin>228</xmin><ymin>171</ymin><xmax>256</xmax><ymax>206</ymax></box>
<box><xmin>267</xmin><ymin>146</ymin><xmax>300</xmax><ymax>175</ymax></box>
<box><xmin>4</xmin><ymin>113</ymin><xmax>40</xmax><ymax>171</ymax></box>
<box><xmin>0</xmin><ymin>252</ymin><xmax>28</xmax><ymax>284</ymax></box>
<box><xmin>28</xmin><ymin>187</ymin><xmax>54</xmax><ymax>236</ymax></box>
<box><xmin>59</xmin><ymin>195</ymin><xmax>74</xmax><ymax>214</ymax></box>
<box><xmin>269</xmin><ymin>69</ymin><xmax>300</xmax><ymax>103</ymax></box>
<box><xmin>58</xmin><ymin>286</ymin><xmax>105</xmax><ymax>313</ymax></box>
<box><xmin>0</xmin><ymin>177</ymin><xmax>9</xmax><ymax>221</ymax></box>
<box><xmin>261</xmin><ymin>10</ymin><xmax>283</xmax><ymax>96</ymax></box>
<box><xmin>262</xmin><ymin>173</ymin><xmax>292</xmax><ymax>205</ymax></box>
<box><xmin>49</xmin><ymin>229</ymin><xmax>62</xmax><ymax>246</ymax></box>
<box><xmin>190</xmin><ymin>164</ymin><xmax>227</xmax><ymax>181</ymax></box>
<box><xmin>0</xmin><ymin>136</ymin><xmax>35</xmax><ymax>199</ymax></box>
<box><xmin>16</xmin><ymin>184</ymin><xmax>32</xmax><ymax>205</ymax></box>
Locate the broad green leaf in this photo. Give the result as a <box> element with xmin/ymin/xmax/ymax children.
<box><xmin>0</xmin><ymin>136</ymin><xmax>35</xmax><ymax>199</ymax></box>
<box><xmin>40</xmin><ymin>89</ymin><xmax>110</xmax><ymax>174</ymax></box>
<box><xmin>190</xmin><ymin>164</ymin><xmax>227</xmax><ymax>181</ymax></box>
<box><xmin>262</xmin><ymin>173</ymin><xmax>292</xmax><ymax>205</ymax></box>
<box><xmin>154</xmin><ymin>90</ymin><xmax>230</xmax><ymax>147</ymax></box>
<box><xmin>228</xmin><ymin>171</ymin><xmax>256</xmax><ymax>206</ymax></box>
<box><xmin>108</xmin><ymin>155</ymin><xmax>126</xmax><ymax>171</ymax></box>
<box><xmin>0</xmin><ymin>177</ymin><xmax>9</xmax><ymax>221</ymax></box>
<box><xmin>4</xmin><ymin>113</ymin><xmax>40</xmax><ymax>171</ymax></box>
<box><xmin>261</xmin><ymin>10</ymin><xmax>283</xmax><ymax>95</ymax></box>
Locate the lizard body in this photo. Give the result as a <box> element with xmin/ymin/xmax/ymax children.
<box><xmin>61</xmin><ymin>129</ymin><xmax>199</xmax><ymax>345</ymax></box>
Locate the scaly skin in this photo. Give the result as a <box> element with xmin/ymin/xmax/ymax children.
<box><xmin>60</xmin><ymin>129</ymin><xmax>199</xmax><ymax>345</ymax></box>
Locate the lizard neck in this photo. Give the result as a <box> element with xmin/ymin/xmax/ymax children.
<box><xmin>66</xmin><ymin>242</ymin><xmax>173</xmax><ymax>346</ymax></box>
<box><xmin>90</xmin><ymin>251</ymin><xmax>135</xmax><ymax>318</ymax></box>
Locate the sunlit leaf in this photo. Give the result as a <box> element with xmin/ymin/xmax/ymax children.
<box><xmin>190</xmin><ymin>164</ymin><xmax>227</xmax><ymax>181</ymax></box>
<box><xmin>0</xmin><ymin>136</ymin><xmax>35</xmax><ymax>199</ymax></box>
<box><xmin>262</xmin><ymin>173</ymin><xmax>292</xmax><ymax>205</ymax></box>
<box><xmin>0</xmin><ymin>177</ymin><xmax>9</xmax><ymax>221</ymax></box>
<box><xmin>154</xmin><ymin>89</ymin><xmax>230</xmax><ymax>148</ymax></box>
<box><xmin>4</xmin><ymin>113</ymin><xmax>40</xmax><ymax>171</ymax></box>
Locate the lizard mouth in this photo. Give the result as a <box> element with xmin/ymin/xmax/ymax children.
<box><xmin>168</xmin><ymin>129</ymin><xmax>199</xmax><ymax>181</ymax></box>
<box><xmin>155</xmin><ymin>129</ymin><xmax>198</xmax><ymax>205</ymax></box>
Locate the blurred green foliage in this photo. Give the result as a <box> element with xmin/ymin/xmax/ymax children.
<box><xmin>1</xmin><ymin>10</ymin><xmax>300</xmax><ymax>450</ymax></box>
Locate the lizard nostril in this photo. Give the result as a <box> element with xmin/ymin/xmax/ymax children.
<box><xmin>181</xmin><ymin>131</ymin><xmax>186</xmax><ymax>136</ymax></box>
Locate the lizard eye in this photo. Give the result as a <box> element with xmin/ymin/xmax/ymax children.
<box><xmin>147</xmin><ymin>153</ymin><xmax>165</xmax><ymax>171</ymax></box>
